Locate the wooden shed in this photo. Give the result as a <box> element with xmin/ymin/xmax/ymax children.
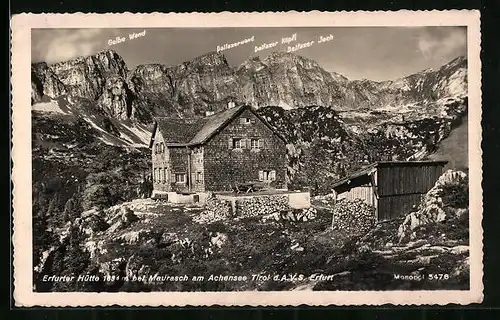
<box><xmin>331</xmin><ymin>161</ymin><xmax>448</xmax><ymax>221</ymax></box>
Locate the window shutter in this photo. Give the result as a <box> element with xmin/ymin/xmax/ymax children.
<box><xmin>228</xmin><ymin>137</ymin><xmax>233</xmax><ymax>149</ymax></box>
<box><xmin>259</xmin><ymin>170</ymin><xmax>264</xmax><ymax>181</ymax></box>
<box><xmin>270</xmin><ymin>170</ymin><xmax>276</xmax><ymax>181</ymax></box>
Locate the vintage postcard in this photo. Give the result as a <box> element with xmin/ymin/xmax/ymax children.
<box><xmin>11</xmin><ymin>10</ymin><xmax>482</xmax><ymax>306</ymax></box>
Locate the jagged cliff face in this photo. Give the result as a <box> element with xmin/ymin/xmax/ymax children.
<box><xmin>32</xmin><ymin>50</ymin><xmax>130</xmax><ymax>118</ymax></box>
<box><xmin>50</xmin><ymin>50</ymin><xmax>128</xmax><ymax>100</ymax></box>
<box><xmin>31</xmin><ymin>50</ymin><xmax>467</xmax><ymax>123</ymax></box>
<box><xmin>97</xmin><ymin>76</ymin><xmax>135</xmax><ymax>120</ymax></box>
<box><xmin>235</xmin><ymin>53</ymin><xmax>347</xmax><ymax>109</ymax></box>
<box><xmin>31</xmin><ymin>62</ymin><xmax>67</xmax><ymax>103</ymax></box>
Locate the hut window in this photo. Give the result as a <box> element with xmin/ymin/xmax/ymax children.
<box><xmin>240</xmin><ymin>117</ymin><xmax>252</xmax><ymax>124</ymax></box>
<box><xmin>259</xmin><ymin>170</ymin><xmax>276</xmax><ymax>182</ymax></box>
<box><xmin>160</xmin><ymin>167</ymin><xmax>165</xmax><ymax>183</ymax></box>
<box><xmin>192</xmin><ymin>147</ymin><xmax>202</xmax><ymax>154</ymax></box>
<box><xmin>175</xmin><ymin>173</ymin><xmax>186</xmax><ymax>184</ymax></box>
<box><xmin>196</xmin><ymin>172</ymin><xmax>203</xmax><ymax>183</ymax></box>
<box><xmin>155</xmin><ymin>143</ymin><xmax>165</xmax><ymax>154</ymax></box>
<box><xmin>251</xmin><ymin>139</ymin><xmax>261</xmax><ymax>149</ymax></box>
<box><xmin>232</xmin><ymin>138</ymin><xmax>244</xmax><ymax>149</ymax></box>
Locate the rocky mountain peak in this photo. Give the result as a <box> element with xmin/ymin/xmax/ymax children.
<box><xmin>32</xmin><ymin>49</ymin><xmax>467</xmax><ymax>126</ymax></box>
<box><xmin>174</xmin><ymin>51</ymin><xmax>230</xmax><ymax>74</ymax></box>
<box><xmin>263</xmin><ymin>51</ymin><xmax>321</xmax><ymax>69</ymax></box>
<box><xmin>41</xmin><ymin>49</ymin><xmax>129</xmax><ymax>101</ymax></box>
<box><xmin>446</xmin><ymin>55</ymin><xmax>466</xmax><ymax>66</ymax></box>
<box><xmin>190</xmin><ymin>51</ymin><xmax>228</xmax><ymax>66</ymax></box>
<box><xmin>329</xmin><ymin>71</ymin><xmax>349</xmax><ymax>84</ymax></box>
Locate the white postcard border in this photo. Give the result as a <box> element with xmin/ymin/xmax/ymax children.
<box><xmin>11</xmin><ymin>10</ymin><xmax>483</xmax><ymax>306</ymax></box>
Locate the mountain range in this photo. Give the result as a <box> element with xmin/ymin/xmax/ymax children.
<box><xmin>31</xmin><ymin>49</ymin><xmax>467</xmax><ymax>122</ymax></box>
<box><xmin>31</xmin><ymin>49</ymin><xmax>468</xmax><ymax>193</ymax></box>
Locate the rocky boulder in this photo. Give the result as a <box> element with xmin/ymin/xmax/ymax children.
<box><xmin>99</xmin><ymin>257</ymin><xmax>126</xmax><ymax>280</ymax></box>
<box><xmin>76</xmin><ymin>208</ymin><xmax>109</xmax><ymax>237</ymax></box>
<box><xmin>398</xmin><ymin>169</ymin><xmax>468</xmax><ymax>243</ymax></box>
<box><xmin>106</xmin><ymin>206</ymin><xmax>140</xmax><ymax>233</ymax></box>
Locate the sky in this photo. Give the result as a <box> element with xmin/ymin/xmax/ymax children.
<box><xmin>31</xmin><ymin>26</ymin><xmax>467</xmax><ymax>81</ymax></box>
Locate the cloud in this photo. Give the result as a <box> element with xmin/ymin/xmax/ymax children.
<box><xmin>417</xmin><ymin>27</ymin><xmax>466</xmax><ymax>61</ymax></box>
<box><xmin>32</xmin><ymin>29</ymin><xmax>114</xmax><ymax>63</ymax></box>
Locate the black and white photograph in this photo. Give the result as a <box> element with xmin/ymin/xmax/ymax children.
<box><xmin>11</xmin><ymin>11</ymin><xmax>483</xmax><ymax>306</ymax></box>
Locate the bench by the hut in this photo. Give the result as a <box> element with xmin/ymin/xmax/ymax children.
<box><xmin>330</xmin><ymin>160</ymin><xmax>448</xmax><ymax>221</ymax></box>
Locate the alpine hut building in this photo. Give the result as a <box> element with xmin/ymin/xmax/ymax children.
<box><xmin>148</xmin><ymin>104</ymin><xmax>288</xmax><ymax>203</ymax></box>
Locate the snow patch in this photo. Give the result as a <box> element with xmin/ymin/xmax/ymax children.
<box><xmin>118</xmin><ymin>122</ymin><xmax>151</xmax><ymax>146</ymax></box>
<box><xmin>32</xmin><ymin>100</ymin><xmax>68</xmax><ymax>114</ymax></box>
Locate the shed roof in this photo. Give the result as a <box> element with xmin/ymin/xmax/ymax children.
<box><xmin>149</xmin><ymin>104</ymin><xmax>286</xmax><ymax>147</ymax></box>
<box><xmin>331</xmin><ymin>160</ymin><xmax>448</xmax><ymax>189</ymax></box>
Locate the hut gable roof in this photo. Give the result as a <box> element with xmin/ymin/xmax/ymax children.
<box><xmin>155</xmin><ymin>117</ymin><xmax>207</xmax><ymax>144</ymax></box>
<box><xmin>189</xmin><ymin>105</ymin><xmax>247</xmax><ymax>145</ymax></box>
<box><xmin>331</xmin><ymin>160</ymin><xmax>448</xmax><ymax>189</ymax></box>
<box><xmin>149</xmin><ymin>105</ymin><xmax>285</xmax><ymax>147</ymax></box>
